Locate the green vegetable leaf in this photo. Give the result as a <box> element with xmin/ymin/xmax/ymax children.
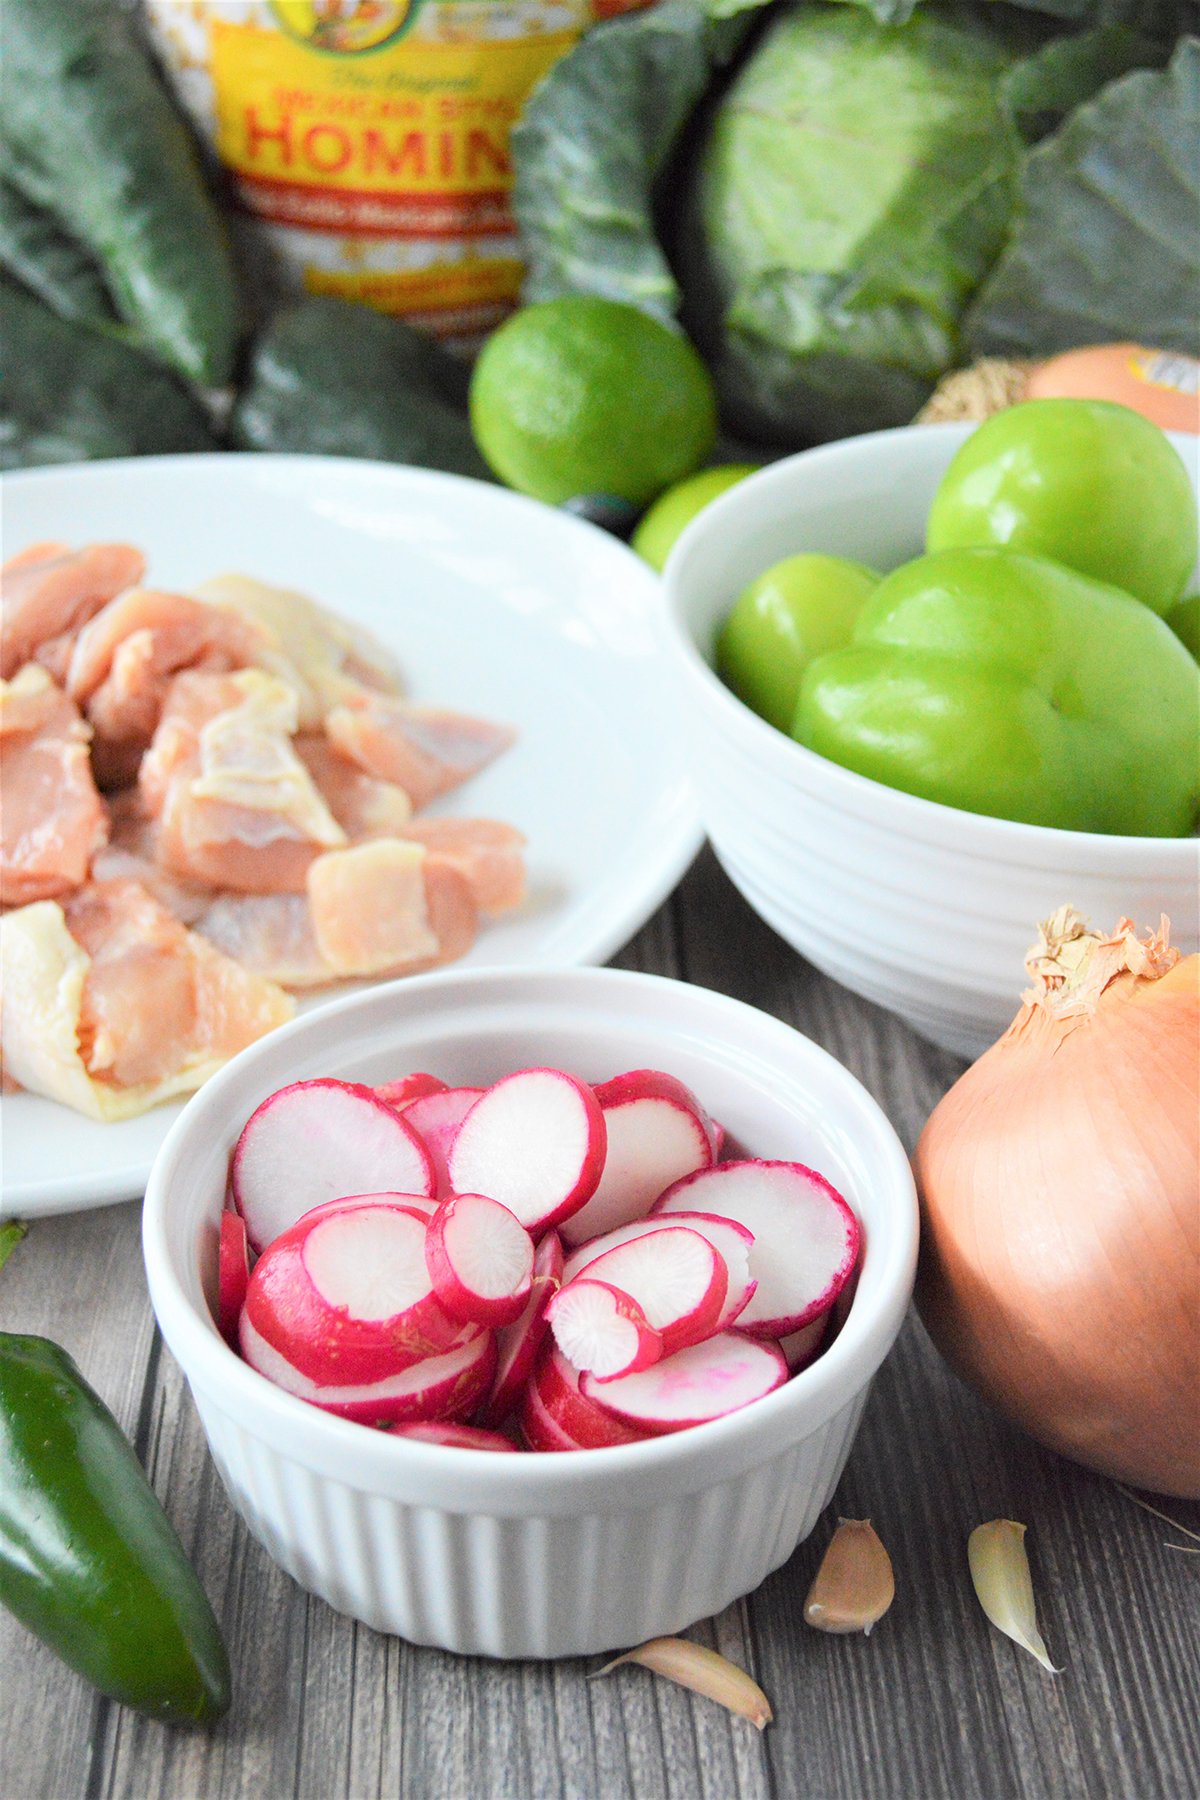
<box><xmin>1000</xmin><ymin>25</ymin><xmax>1171</xmax><ymax>139</ymax></box>
<box><xmin>967</xmin><ymin>38</ymin><xmax>1200</xmax><ymax>360</ymax></box>
<box><xmin>513</xmin><ymin>0</ymin><xmax>754</xmax><ymax>324</ymax></box>
<box><xmin>0</xmin><ymin>182</ymin><xmax>119</xmax><ymax>330</ymax></box>
<box><xmin>0</xmin><ymin>0</ymin><xmax>241</xmax><ymax>387</ymax></box>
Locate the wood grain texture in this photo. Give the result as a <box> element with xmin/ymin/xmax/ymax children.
<box><xmin>2</xmin><ymin>849</ymin><xmax>1196</xmax><ymax>1800</ymax></box>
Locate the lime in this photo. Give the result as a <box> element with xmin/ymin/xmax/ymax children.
<box><xmin>469</xmin><ymin>298</ymin><xmax>717</xmax><ymax>508</ymax></box>
<box><xmin>717</xmin><ymin>554</ymin><xmax>880</xmax><ymax>733</ymax></box>
<box><xmin>632</xmin><ymin>464</ymin><xmax>760</xmax><ymax>571</ymax></box>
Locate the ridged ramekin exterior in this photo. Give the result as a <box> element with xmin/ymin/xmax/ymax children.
<box><xmin>144</xmin><ymin>968</ymin><xmax>916</xmax><ymax>1660</ymax></box>
<box><xmin>664</xmin><ymin>425</ymin><xmax>1200</xmax><ymax>1060</ymax></box>
<box><xmin>190</xmin><ymin>1384</ymin><xmax>868</xmax><ymax>1657</ymax></box>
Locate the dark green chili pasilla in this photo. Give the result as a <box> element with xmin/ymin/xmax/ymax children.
<box><xmin>0</xmin><ymin>1225</ymin><xmax>231</xmax><ymax>1724</ymax></box>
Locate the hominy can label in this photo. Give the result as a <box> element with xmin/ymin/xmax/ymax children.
<box><xmin>145</xmin><ymin>1</ymin><xmax>651</xmax><ymax>343</ymax></box>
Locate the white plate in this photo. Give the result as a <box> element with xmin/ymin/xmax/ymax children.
<box><xmin>1</xmin><ymin>454</ymin><xmax>701</xmax><ymax>1218</ymax></box>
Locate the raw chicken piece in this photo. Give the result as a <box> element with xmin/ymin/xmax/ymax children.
<box><xmin>1</xmin><ymin>542</ymin><xmax>146</xmax><ymax>679</ymax></box>
<box><xmin>65</xmin><ymin>588</ymin><xmax>266</xmax><ymax>787</ymax></box>
<box><xmin>0</xmin><ymin>881</ymin><xmax>293</xmax><ymax>1120</ymax></box>
<box><xmin>398</xmin><ymin>818</ymin><xmax>526</xmax><ymax>914</ymax></box>
<box><xmin>193</xmin><ymin>893</ymin><xmax>331</xmax><ymax>990</ymax></box>
<box><xmin>325</xmin><ymin>693</ymin><xmax>516</xmax><ymax>810</ymax></box>
<box><xmin>0</xmin><ymin>667</ymin><xmax>108</xmax><ymax>906</ymax></box>
<box><xmin>90</xmin><ymin>792</ymin><xmax>210</xmax><ymax>925</ymax></box>
<box><xmin>308</xmin><ymin>840</ymin><xmax>477</xmax><ymax>978</ymax></box>
<box><xmin>194</xmin><ymin>843</ymin><xmax>478</xmax><ymax>988</ymax></box>
<box><xmin>144</xmin><ymin>670</ymin><xmax>347</xmax><ymax>893</ymax></box>
<box><xmin>294</xmin><ymin>735</ymin><xmax>413</xmax><ymax>839</ymax></box>
<box><xmin>192</xmin><ymin>575</ymin><xmax>399</xmax><ymax>728</ymax></box>
<box><xmin>138</xmin><ymin>669</ymin><xmax>248</xmax><ymax>816</ymax></box>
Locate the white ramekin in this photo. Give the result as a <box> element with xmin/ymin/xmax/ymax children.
<box><xmin>661</xmin><ymin>423</ymin><xmax>1200</xmax><ymax>1059</ymax></box>
<box><xmin>143</xmin><ymin>966</ymin><xmax>917</xmax><ymax>1659</ymax></box>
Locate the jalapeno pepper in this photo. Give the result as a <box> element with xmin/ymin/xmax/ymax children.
<box><xmin>0</xmin><ymin>1330</ymin><xmax>231</xmax><ymax>1724</ymax></box>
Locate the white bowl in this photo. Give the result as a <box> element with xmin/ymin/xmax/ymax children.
<box><xmin>143</xmin><ymin>966</ymin><xmax>917</xmax><ymax>1659</ymax></box>
<box><xmin>661</xmin><ymin>423</ymin><xmax>1200</xmax><ymax>1059</ymax></box>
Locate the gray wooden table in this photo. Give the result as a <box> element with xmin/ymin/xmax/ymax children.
<box><xmin>3</xmin><ymin>850</ymin><xmax>1197</xmax><ymax>1800</ymax></box>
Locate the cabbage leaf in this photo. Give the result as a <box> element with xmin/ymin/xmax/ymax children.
<box><xmin>967</xmin><ymin>38</ymin><xmax>1200</xmax><ymax>358</ymax></box>
<box><xmin>512</xmin><ymin>0</ymin><xmax>753</xmax><ymax>324</ymax></box>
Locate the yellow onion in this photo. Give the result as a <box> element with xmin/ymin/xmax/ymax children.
<box><xmin>915</xmin><ymin>908</ymin><xmax>1199</xmax><ymax>1499</ymax></box>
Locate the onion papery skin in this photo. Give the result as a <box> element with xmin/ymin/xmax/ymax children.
<box><xmin>914</xmin><ymin>948</ymin><xmax>1199</xmax><ymax>1499</ymax></box>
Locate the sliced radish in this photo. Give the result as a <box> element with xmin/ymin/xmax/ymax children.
<box><xmin>581</xmin><ymin>1332</ymin><xmax>787</xmax><ymax>1433</ymax></box>
<box><xmin>531</xmin><ymin>1343</ymin><xmax>648</xmax><ymax>1449</ymax></box>
<box><xmin>387</xmin><ymin>1421</ymin><xmax>519</xmax><ymax>1453</ymax></box>
<box><xmin>217</xmin><ymin>1210</ymin><xmax>250</xmax><ymax>1349</ymax></box>
<box><xmin>402</xmin><ymin>1086</ymin><xmax>484</xmax><ymax>1196</ymax></box>
<box><xmin>547</xmin><ymin>1279</ymin><xmax>663</xmax><ymax>1382</ymax></box>
<box><xmin>296</xmin><ymin>1190</ymin><xmax>436</xmax><ymax>1228</ymax></box>
<box><xmin>518</xmin><ymin>1378</ymin><xmax>580</xmax><ymax>1453</ymax></box>
<box><xmin>375</xmin><ymin>1072</ymin><xmax>447</xmax><ymax>1110</ymax></box>
<box><xmin>479</xmin><ymin>1229</ymin><xmax>563</xmax><ymax>1428</ymax></box>
<box><xmin>239</xmin><ymin>1311</ymin><xmax>495</xmax><ymax>1425</ymax></box>
<box><xmin>560</xmin><ymin>1069</ymin><xmax>718</xmax><ymax>1246</ymax></box>
<box><xmin>231</xmin><ymin>1078</ymin><xmax>435</xmax><ymax>1252</ymax></box>
<box><xmin>560</xmin><ymin>1225</ymin><xmax>726</xmax><ymax>1357</ymax></box>
<box><xmin>448</xmin><ymin>1068</ymin><xmax>606</xmax><ymax>1235</ymax></box>
<box><xmin>779</xmin><ymin>1312</ymin><xmax>830</xmax><ymax>1373</ymax></box>
<box><xmin>653</xmin><ymin>1161</ymin><xmax>860</xmax><ymax>1337</ymax></box>
<box><xmin>243</xmin><ymin>1200</ymin><xmax>460</xmax><ymax>1385</ymax></box>
<box><xmin>424</xmin><ymin>1192</ymin><xmax>534</xmax><ymax>1327</ymax></box>
<box><xmin>562</xmin><ymin>1211</ymin><xmax>756</xmax><ymax>1331</ymax></box>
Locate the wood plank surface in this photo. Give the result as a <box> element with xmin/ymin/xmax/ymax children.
<box><xmin>2</xmin><ymin>850</ymin><xmax>1196</xmax><ymax>1800</ymax></box>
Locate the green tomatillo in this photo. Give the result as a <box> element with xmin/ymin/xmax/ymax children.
<box><xmin>926</xmin><ymin>398</ymin><xmax>1198</xmax><ymax>616</ymax></box>
<box><xmin>717</xmin><ymin>553</ymin><xmax>879</xmax><ymax>732</ymax></box>
<box><xmin>795</xmin><ymin>547</ymin><xmax>1200</xmax><ymax>836</ymax></box>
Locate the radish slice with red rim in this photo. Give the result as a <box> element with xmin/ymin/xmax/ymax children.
<box><xmin>448</xmin><ymin>1068</ymin><xmax>606</xmax><ymax>1235</ymax></box>
<box><xmin>217</xmin><ymin>1210</ymin><xmax>250</xmax><ymax>1349</ymax></box>
<box><xmin>479</xmin><ymin>1229</ymin><xmax>563</xmax><ymax>1428</ymax></box>
<box><xmin>531</xmin><ymin>1342</ymin><xmax>648</xmax><ymax>1448</ymax></box>
<box><xmin>653</xmin><ymin>1161</ymin><xmax>860</xmax><ymax>1337</ymax></box>
<box><xmin>231</xmin><ymin>1078</ymin><xmax>435</xmax><ymax>1252</ymax></box>
<box><xmin>779</xmin><ymin>1312</ymin><xmax>830</xmax><ymax>1373</ymax></box>
<box><xmin>387</xmin><ymin>1421</ymin><xmax>519</xmax><ymax>1452</ymax></box>
<box><xmin>562</xmin><ymin>1211</ymin><xmax>755</xmax><ymax>1330</ymax></box>
<box><xmin>243</xmin><ymin>1200</ymin><xmax>460</xmax><ymax>1385</ymax></box>
<box><xmin>581</xmin><ymin>1332</ymin><xmax>788</xmax><ymax>1433</ymax></box>
<box><xmin>561</xmin><ymin>1224</ymin><xmax>726</xmax><ymax>1356</ymax></box>
<box><xmin>561</xmin><ymin>1070</ymin><xmax>717</xmax><ymax>1246</ymax></box>
<box><xmin>402</xmin><ymin>1086</ymin><xmax>484</xmax><ymax>1196</ymax></box>
<box><xmin>425</xmin><ymin>1192</ymin><xmax>534</xmax><ymax>1327</ymax></box>
<box><xmin>519</xmin><ymin>1378</ymin><xmax>580</xmax><ymax>1453</ymax></box>
<box><xmin>239</xmin><ymin>1311</ymin><xmax>495</xmax><ymax>1426</ymax></box>
<box><xmin>375</xmin><ymin>1072</ymin><xmax>447</xmax><ymax>1110</ymax></box>
<box><xmin>547</xmin><ymin>1279</ymin><xmax>663</xmax><ymax>1382</ymax></box>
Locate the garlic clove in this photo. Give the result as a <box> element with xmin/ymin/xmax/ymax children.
<box><xmin>803</xmin><ymin>1518</ymin><xmax>895</xmax><ymax>1634</ymax></box>
<box><xmin>968</xmin><ymin>1519</ymin><xmax>1061</xmax><ymax>1673</ymax></box>
<box><xmin>590</xmin><ymin>1637</ymin><xmax>773</xmax><ymax>1729</ymax></box>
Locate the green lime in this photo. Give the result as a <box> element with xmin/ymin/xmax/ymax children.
<box><xmin>469</xmin><ymin>298</ymin><xmax>717</xmax><ymax>508</ymax></box>
<box><xmin>717</xmin><ymin>553</ymin><xmax>880</xmax><ymax>733</ymax></box>
<box><xmin>632</xmin><ymin>464</ymin><xmax>760</xmax><ymax>571</ymax></box>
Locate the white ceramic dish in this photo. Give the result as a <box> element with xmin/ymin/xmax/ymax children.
<box><xmin>142</xmin><ymin>965</ymin><xmax>917</xmax><ymax>1659</ymax></box>
<box><xmin>1</xmin><ymin>455</ymin><xmax>701</xmax><ymax>1218</ymax></box>
<box><xmin>661</xmin><ymin>423</ymin><xmax>1200</xmax><ymax>1060</ymax></box>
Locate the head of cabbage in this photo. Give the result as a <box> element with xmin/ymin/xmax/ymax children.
<box><xmin>675</xmin><ymin>6</ymin><xmax>1024</xmax><ymax>443</ymax></box>
<box><xmin>512</xmin><ymin>0</ymin><xmax>1194</xmax><ymax>448</ymax></box>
